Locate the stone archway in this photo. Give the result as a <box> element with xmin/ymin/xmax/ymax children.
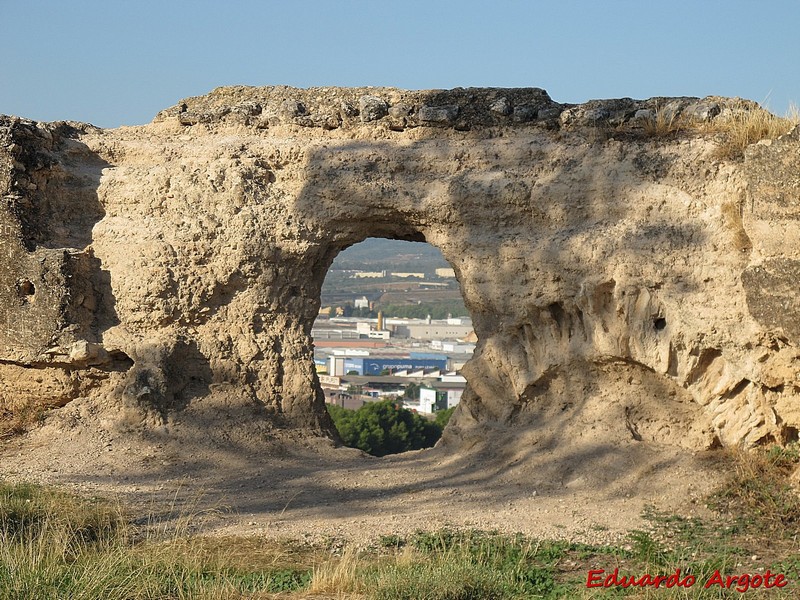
<box><xmin>283</xmin><ymin>137</ymin><xmax>722</xmax><ymax>450</ymax></box>
<box><xmin>1</xmin><ymin>88</ymin><xmax>799</xmax><ymax>452</ymax></box>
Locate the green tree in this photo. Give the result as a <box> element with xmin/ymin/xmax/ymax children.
<box><xmin>435</xmin><ymin>406</ymin><xmax>456</xmax><ymax>428</ymax></box>
<box><xmin>377</xmin><ymin>300</ymin><xmax>468</xmax><ymax>319</ymax></box>
<box><xmin>326</xmin><ymin>399</ymin><xmax>442</xmax><ymax>456</ymax></box>
<box><xmin>352</xmin><ymin>307</ymin><xmax>376</xmax><ymax>318</ymax></box>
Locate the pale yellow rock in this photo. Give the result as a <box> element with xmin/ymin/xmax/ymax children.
<box><xmin>0</xmin><ymin>88</ymin><xmax>798</xmax><ymax>451</ymax></box>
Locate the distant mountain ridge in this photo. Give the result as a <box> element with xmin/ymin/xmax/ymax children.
<box><xmin>332</xmin><ymin>238</ymin><xmax>450</xmax><ymax>271</ymax></box>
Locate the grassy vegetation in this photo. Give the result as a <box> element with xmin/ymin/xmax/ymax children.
<box><xmin>637</xmin><ymin>101</ymin><xmax>799</xmax><ymax>160</ymax></box>
<box><xmin>711</xmin><ymin>103</ymin><xmax>799</xmax><ymax>160</ymax></box>
<box><xmin>641</xmin><ymin>105</ymin><xmax>684</xmax><ymax>138</ymax></box>
<box><xmin>2</xmin><ymin>444</ymin><xmax>800</xmax><ymax>598</ymax></box>
<box><xmin>0</xmin><ymin>399</ymin><xmax>52</xmax><ymax>440</ymax></box>
<box><xmin>0</xmin><ymin>481</ymin><xmax>316</xmax><ymax>599</ymax></box>
<box><xmin>708</xmin><ymin>444</ymin><xmax>800</xmax><ymax>535</ymax></box>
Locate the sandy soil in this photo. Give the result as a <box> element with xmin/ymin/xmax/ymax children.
<box><xmin>0</xmin><ymin>391</ymin><xmax>728</xmax><ymax>548</ymax></box>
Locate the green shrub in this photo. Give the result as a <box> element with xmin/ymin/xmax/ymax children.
<box><xmin>327</xmin><ymin>399</ymin><xmax>442</xmax><ymax>456</ymax></box>
<box><xmin>435</xmin><ymin>406</ymin><xmax>456</xmax><ymax>428</ymax></box>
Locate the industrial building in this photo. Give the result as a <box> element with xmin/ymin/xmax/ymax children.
<box><xmin>328</xmin><ymin>355</ymin><xmax>448</xmax><ymax>376</ymax></box>
<box><xmin>318</xmin><ymin>373</ymin><xmax>466</xmax><ymax>414</ymax></box>
<box><xmin>393</xmin><ymin>322</ymin><xmax>474</xmax><ymax>340</ymax></box>
<box><xmin>435</xmin><ymin>267</ymin><xmax>456</xmax><ymax>278</ymax></box>
<box><xmin>416</xmin><ymin>381</ymin><xmax>465</xmax><ymax>413</ymax></box>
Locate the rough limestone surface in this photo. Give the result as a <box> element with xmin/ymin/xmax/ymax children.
<box><xmin>1</xmin><ymin>86</ymin><xmax>799</xmax><ymax>455</ymax></box>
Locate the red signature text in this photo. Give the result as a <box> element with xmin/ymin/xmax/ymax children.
<box><xmin>586</xmin><ymin>568</ymin><xmax>788</xmax><ymax>592</ymax></box>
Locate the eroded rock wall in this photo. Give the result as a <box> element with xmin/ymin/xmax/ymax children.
<box><xmin>1</xmin><ymin>87</ymin><xmax>798</xmax><ymax>449</ymax></box>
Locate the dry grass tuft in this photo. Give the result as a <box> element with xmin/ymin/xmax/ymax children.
<box><xmin>0</xmin><ymin>400</ymin><xmax>51</xmax><ymax>439</ymax></box>
<box><xmin>641</xmin><ymin>107</ymin><xmax>686</xmax><ymax>137</ymax></box>
<box><xmin>307</xmin><ymin>545</ymin><xmax>363</xmax><ymax>595</ymax></box>
<box><xmin>635</xmin><ymin>101</ymin><xmax>799</xmax><ymax>161</ymax></box>
<box><xmin>709</xmin><ymin>442</ymin><xmax>800</xmax><ymax>535</ymax></box>
<box><xmin>711</xmin><ymin>103</ymin><xmax>799</xmax><ymax>160</ymax></box>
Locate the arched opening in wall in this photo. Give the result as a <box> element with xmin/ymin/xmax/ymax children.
<box><xmin>312</xmin><ymin>237</ymin><xmax>472</xmax><ymax>457</ymax></box>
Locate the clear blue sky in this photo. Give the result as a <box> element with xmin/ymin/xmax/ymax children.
<box><xmin>2</xmin><ymin>0</ymin><xmax>798</xmax><ymax>128</ymax></box>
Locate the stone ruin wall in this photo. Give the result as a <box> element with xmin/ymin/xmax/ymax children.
<box><xmin>0</xmin><ymin>86</ymin><xmax>798</xmax><ymax>449</ymax></box>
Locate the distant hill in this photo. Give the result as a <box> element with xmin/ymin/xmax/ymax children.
<box><xmin>331</xmin><ymin>238</ymin><xmax>450</xmax><ymax>272</ymax></box>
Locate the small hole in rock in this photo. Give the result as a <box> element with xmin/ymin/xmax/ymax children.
<box><xmin>783</xmin><ymin>426</ymin><xmax>799</xmax><ymax>445</ymax></box>
<box><xmin>18</xmin><ymin>279</ymin><xmax>35</xmax><ymax>296</ymax></box>
<box><xmin>653</xmin><ymin>317</ymin><xmax>666</xmax><ymax>331</ymax></box>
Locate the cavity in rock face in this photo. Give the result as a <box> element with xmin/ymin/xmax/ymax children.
<box><xmin>1</xmin><ymin>87</ymin><xmax>798</xmax><ymax>451</ymax></box>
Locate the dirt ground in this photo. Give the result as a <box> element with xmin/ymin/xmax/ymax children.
<box><xmin>0</xmin><ymin>389</ymin><xmax>728</xmax><ymax>548</ymax></box>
